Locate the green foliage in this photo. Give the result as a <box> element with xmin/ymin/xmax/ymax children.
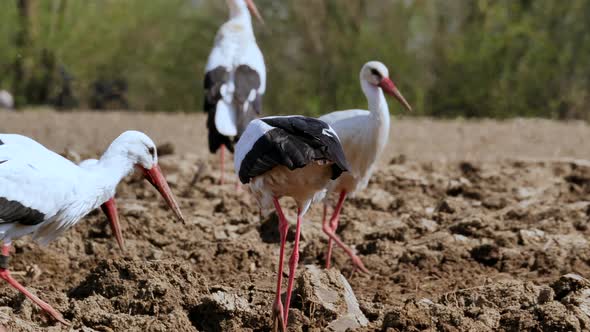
<box><xmin>427</xmin><ymin>0</ymin><xmax>590</xmax><ymax>120</ymax></box>
<box><xmin>0</xmin><ymin>0</ymin><xmax>589</xmax><ymax>120</ymax></box>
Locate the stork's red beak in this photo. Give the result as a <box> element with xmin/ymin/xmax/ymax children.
<box><xmin>101</xmin><ymin>198</ymin><xmax>124</xmax><ymax>250</ymax></box>
<box><xmin>379</xmin><ymin>77</ymin><xmax>412</xmax><ymax>112</ymax></box>
<box><xmin>245</xmin><ymin>0</ymin><xmax>264</xmax><ymax>24</ymax></box>
<box><xmin>142</xmin><ymin>164</ymin><xmax>185</xmax><ymax>223</ymax></box>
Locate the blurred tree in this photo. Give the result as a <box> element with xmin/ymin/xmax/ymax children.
<box><xmin>13</xmin><ymin>0</ymin><xmax>36</xmax><ymax>107</ymax></box>
<box><xmin>0</xmin><ymin>0</ymin><xmax>587</xmax><ymax>120</ymax></box>
<box><xmin>427</xmin><ymin>0</ymin><xmax>590</xmax><ymax>120</ymax></box>
<box><xmin>11</xmin><ymin>0</ymin><xmax>64</xmax><ymax>107</ymax></box>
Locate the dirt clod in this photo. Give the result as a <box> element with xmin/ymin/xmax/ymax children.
<box><xmin>470</xmin><ymin>243</ymin><xmax>501</xmax><ymax>267</ymax></box>
<box><xmin>296</xmin><ymin>265</ymin><xmax>368</xmax><ymax>331</ymax></box>
<box><xmin>156</xmin><ymin>142</ymin><xmax>175</xmax><ymax>156</ymax></box>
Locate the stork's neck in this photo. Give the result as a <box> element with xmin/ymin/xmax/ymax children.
<box><xmin>229</xmin><ymin>3</ymin><xmax>250</xmax><ymax>19</ymax></box>
<box><xmin>361</xmin><ymin>80</ymin><xmax>390</xmax><ymax>122</ymax></box>
<box><xmin>74</xmin><ymin>151</ymin><xmax>136</xmax><ymax>210</ymax></box>
<box><xmin>96</xmin><ymin>151</ymin><xmax>135</xmax><ymax>189</ymax></box>
<box><xmin>225</xmin><ymin>8</ymin><xmax>255</xmax><ymax>39</ymax></box>
<box><xmin>361</xmin><ymin>79</ymin><xmax>391</xmax><ymax>155</ymax></box>
<box><xmin>63</xmin><ymin>153</ymin><xmax>135</xmax><ymax>220</ymax></box>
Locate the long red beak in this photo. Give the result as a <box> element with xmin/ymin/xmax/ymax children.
<box><xmin>379</xmin><ymin>77</ymin><xmax>412</xmax><ymax>112</ymax></box>
<box><xmin>245</xmin><ymin>0</ymin><xmax>264</xmax><ymax>24</ymax></box>
<box><xmin>101</xmin><ymin>198</ymin><xmax>124</xmax><ymax>250</ymax></box>
<box><xmin>142</xmin><ymin>164</ymin><xmax>185</xmax><ymax>223</ymax></box>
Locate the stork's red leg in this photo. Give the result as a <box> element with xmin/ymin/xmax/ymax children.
<box><xmin>322</xmin><ymin>191</ymin><xmax>369</xmax><ymax>273</ymax></box>
<box><xmin>101</xmin><ymin>198</ymin><xmax>124</xmax><ymax>250</ymax></box>
<box><xmin>322</xmin><ymin>202</ymin><xmax>329</xmax><ymax>268</ymax></box>
<box><xmin>324</xmin><ymin>190</ymin><xmax>346</xmax><ymax>269</ymax></box>
<box><xmin>219</xmin><ymin>145</ymin><xmax>225</xmax><ymax>185</ymax></box>
<box><xmin>0</xmin><ymin>244</ymin><xmax>68</xmax><ymax>325</ymax></box>
<box><xmin>272</xmin><ymin>198</ymin><xmax>288</xmax><ymax>331</ymax></box>
<box><xmin>283</xmin><ymin>208</ymin><xmax>303</xmax><ymax>325</ymax></box>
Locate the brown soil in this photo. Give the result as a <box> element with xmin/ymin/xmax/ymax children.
<box><xmin>0</xmin><ymin>111</ymin><xmax>589</xmax><ymax>331</ymax></box>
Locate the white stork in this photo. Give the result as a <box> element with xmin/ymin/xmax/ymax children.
<box><xmin>234</xmin><ymin>116</ymin><xmax>349</xmax><ymax>332</ymax></box>
<box><xmin>319</xmin><ymin>61</ymin><xmax>412</xmax><ymax>272</ymax></box>
<box><xmin>0</xmin><ymin>131</ymin><xmax>184</xmax><ymax>324</ymax></box>
<box><xmin>204</xmin><ymin>0</ymin><xmax>266</xmax><ymax>185</ymax></box>
<box><xmin>0</xmin><ymin>90</ymin><xmax>14</xmax><ymax>111</ymax></box>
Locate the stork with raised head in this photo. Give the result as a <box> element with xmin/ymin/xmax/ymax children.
<box><xmin>319</xmin><ymin>61</ymin><xmax>412</xmax><ymax>272</ymax></box>
<box><xmin>0</xmin><ymin>131</ymin><xmax>184</xmax><ymax>324</ymax></box>
<box><xmin>235</xmin><ymin>116</ymin><xmax>349</xmax><ymax>331</ymax></box>
<box><xmin>204</xmin><ymin>0</ymin><xmax>266</xmax><ymax>185</ymax></box>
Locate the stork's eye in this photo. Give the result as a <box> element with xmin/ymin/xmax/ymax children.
<box><xmin>148</xmin><ymin>147</ymin><xmax>155</xmax><ymax>158</ymax></box>
<box><xmin>370</xmin><ymin>68</ymin><xmax>382</xmax><ymax>78</ymax></box>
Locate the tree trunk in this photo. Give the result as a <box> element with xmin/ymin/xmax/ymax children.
<box><xmin>13</xmin><ymin>0</ymin><xmax>37</xmax><ymax>108</ymax></box>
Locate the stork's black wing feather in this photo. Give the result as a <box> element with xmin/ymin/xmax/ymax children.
<box><xmin>204</xmin><ymin>66</ymin><xmax>233</xmax><ymax>153</ymax></box>
<box><xmin>260</xmin><ymin>117</ymin><xmax>349</xmax><ymax>176</ymax></box>
<box><xmin>203</xmin><ymin>66</ymin><xmax>228</xmax><ymax>113</ymax></box>
<box><xmin>238</xmin><ymin>117</ymin><xmax>349</xmax><ymax>183</ymax></box>
<box><xmin>0</xmin><ymin>197</ymin><xmax>45</xmax><ymax>225</ymax></box>
<box><xmin>234</xmin><ymin>65</ymin><xmax>262</xmax><ymax>136</ymax></box>
<box><xmin>234</xmin><ymin>65</ymin><xmax>261</xmax><ymax>109</ymax></box>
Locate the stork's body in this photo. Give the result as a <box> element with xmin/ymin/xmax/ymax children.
<box><xmin>0</xmin><ymin>131</ymin><xmax>184</xmax><ymax>324</ymax></box>
<box><xmin>204</xmin><ymin>0</ymin><xmax>265</xmax><ymax>184</ymax></box>
<box><xmin>235</xmin><ymin>116</ymin><xmax>349</xmax><ymax>332</ymax></box>
<box><xmin>320</xmin><ymin>61</ymin><xmax>412</xmax><ymax>270</ymax></box>
<box><xmin>0</xmin><ymin>136</ymin><xmax>120</xmax><ymax>246</ymax></box>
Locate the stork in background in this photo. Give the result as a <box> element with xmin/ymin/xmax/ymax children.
<box><xmin>0</xmin><ymin>131</ymin><xmax>184</xmax><ymax>324</ymax></box>
<box><xmin>319</xmin><ymin>61</ymin><xmax>412</xmax><ymax>272</ymax></box>
<box><xmin>234</xmin><ymin>116</ymin><xmax>349</xmax><ymax>332</ymax></box>
<box><xmin>204</xmin><ymin>0</ymin><xmax>266</xmax><ymax>185</ymax></box>
<box><xmin>0</xmin><ymin>90</ymin><xmax>14</xmax><ymax>111</ymax></box>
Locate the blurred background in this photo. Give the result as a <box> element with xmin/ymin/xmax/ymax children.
<box><xmin>0</xmin><ymin>0</ymin><xmax>589</xmax><ymax>119</ymax></box>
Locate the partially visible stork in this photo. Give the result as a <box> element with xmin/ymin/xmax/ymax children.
<box><xmin>0</xmin><ymin>131</ymin><xmax>184</xmax><ymax>324</ymax></box>
<box><xmin>0</xmin><ymin>90</ymin><xmax>14</xmax><ymax>111</ymax></box>
<box><xmin>235</xmin><ymin>116</ymin><xmax>349</xmax><ymax>332</ymax></box>
<box><xmin>204</xmin><ymin>0</ymin><xmax>266</xmax><ymax>185</ymax></box>
<box><xmin>319</xmin><ymin>61</ymin><xmax>412</xmax><ymax>271</ymax></box>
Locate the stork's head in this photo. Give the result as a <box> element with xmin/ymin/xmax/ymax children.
<box><xmin>111</xmin><ymin>131</ymin><xmax>158</xmax><ymax>170</ymax></box>
<box><xmin>226</xmin><ymin>0</ymin><xmax>264</xmax><ymax>24</ymax></box>
<box><xmin>361</xmin><ymin>61</ymin><xmax>412</xmax><ymax>112</ymax></box>
<box><xmin>109</xmin><ymin>131</ymin><xmax>185</xmax><ymax>223</ymax></box>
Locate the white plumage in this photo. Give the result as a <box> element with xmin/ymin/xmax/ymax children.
<box><xmin>0</xmin><ymin>130</ymin><xmax>184</xmax><ymax>324</ymax></box>
<box><xmin>319</xmin><ymin>61</ymin><xmax>412</xmax><ymax>270</ymax></box>
<box><xmin>78</xmin><ymin>158</ymin><xmax>124</xmax><ymax>249</ymax></box>
<box><xmin>0</xmin><ymin>134</ymin><xmax>101</xmax><ymax>244</ymax></box>
<box><xmin>205</xmin><ymin>0</ymin><xmax>266</xmax><ymax>136</ymax></box>
<box><xmin>0</xmin><ymin>90</ymin><xmax>14</xmax><ymax>110</ymax></box>
<box><xmin>204</xmin><ymin>0</ymin><xmax>266</xmax><ymax>185</ymax></box>
<box><xmin>205</xmin><ymin>0</ymin><xmax>266</xmax><ymax>105</ymax></box>
<box><xmin>0</xmin><ymin>131</ymin><xmax>183</xmax><ymax>245</ymax></box>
